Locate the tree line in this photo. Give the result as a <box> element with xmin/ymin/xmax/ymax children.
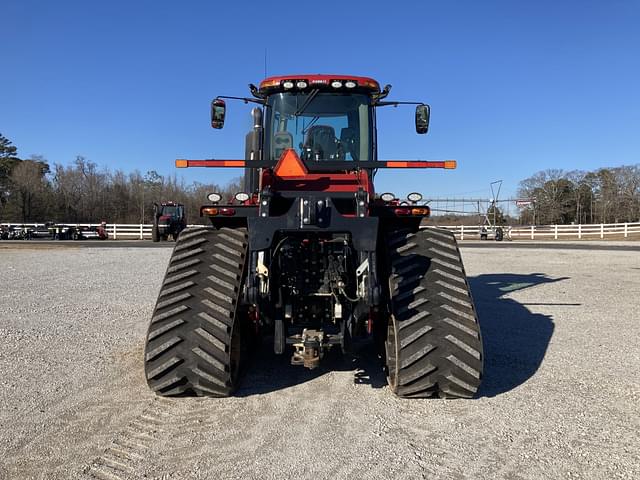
<box><xmin>517</xmin><ymin>166</ymin><xmax>640</xmax><ymax>225</ymax></box>
<box><xmin>1</xmin><ymin>133</ymin><xmax>241</xmax><ymax>224</ymax></box>
<box><xmin>2</xmin><ymin>133</ymin><xmax>639</xmax><ymax>225</ymax></box>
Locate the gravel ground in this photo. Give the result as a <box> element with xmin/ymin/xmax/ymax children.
<box><xmin>0</xmin><ymin>244</ymin><xmax>638</xmax><ymax>479</ymax></box>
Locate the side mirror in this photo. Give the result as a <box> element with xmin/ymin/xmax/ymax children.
<box><xmin>415</xmin><ymin>104</ymin><xmax>430</xmax><ymax>134</ymax></box>
<box><xmin>211</xmin><ymin>98</ymin><xmax>226</xmax><ymax>129</ymax></box>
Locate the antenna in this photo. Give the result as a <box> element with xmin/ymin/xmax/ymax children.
<box><xmin>264</xmin><ymin>48</ymin><xmax>267</xmax><ymax>78</ymax></box>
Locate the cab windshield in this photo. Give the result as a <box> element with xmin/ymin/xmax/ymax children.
<box><xmin>161</xmin><ymin>206</ymin><xmax>181</xmax><ymax>217</ymax></box>
<box><xmin>265</xmin><ymin>92</ymin><xmax>372</xmax><ymax>162</ymax></box>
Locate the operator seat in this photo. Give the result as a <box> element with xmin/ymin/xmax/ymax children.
<box><xmin>339</xmin><ymin>127</ymin><xmax>358</xmax><ymax>161</ymax></box>
<box><xmin>273</xmin><ymin>131</ymin><xmax>293</xmax><ymax>160</ymax></box>
<box><xmin>304</xmin><ymin>125</ymin><xmax>337</xmax><ymax>160</ymax></box>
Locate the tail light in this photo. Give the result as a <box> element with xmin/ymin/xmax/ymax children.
<box><xmin>219</xmin><ymin>208</ymin><xmax>236</xmax><ymax>216</ymax></box>
<box><xmin>411</xmin><ymin>208</ymin><xmax>429</xmax><ymax>216</ymax></box>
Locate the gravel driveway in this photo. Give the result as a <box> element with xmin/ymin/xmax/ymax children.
<box><xmin>0</xmin><ymin>244</ymin><xmax>638</xmax><ymax>479</ymax></box>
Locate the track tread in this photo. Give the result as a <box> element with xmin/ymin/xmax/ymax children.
<box><xmin>144</xmin><ymin>227</ymin><xmax>248</xmax><ymax>397</ymax></box>
<box><xmin>386</xmin><ymin>228</ymin><xmax>483</xmax><ymax>399</ymax></box>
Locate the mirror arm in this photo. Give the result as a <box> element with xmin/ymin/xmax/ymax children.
<box><xmin>375</xmin><ymin>101</ymin><xmax>426</xmax><ymax>107</ymax></box>
<box><xmin>216</xmin><ymin>95</ymin><xmax>266</xmax><ymax>106</ymax></box>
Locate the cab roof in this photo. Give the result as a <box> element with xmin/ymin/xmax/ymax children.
<box><xmin>258</xmin><ymin>74</ymin><xmax>381</xmax><ymax>95</ymax></box>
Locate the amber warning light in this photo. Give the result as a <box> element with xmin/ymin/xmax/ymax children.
<box><xmin>176</xmin><ymin>159</ymin><xmax>245</xmax><ymax>168</ymax></box>
<box><xmin>176</xmin><ymin>158</ymin><xmax>456</xmax><ymax>169</ymax></box>
<box><xmin>384</xmin><ymin>160</ymin><xmax>457</xmax><ymax>169</ymax></box>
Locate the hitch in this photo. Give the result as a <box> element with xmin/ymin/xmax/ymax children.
<box><xmin>288</xmin><ymin>328</ymin><xmax>343</xmax><ymax>369</ymax></box>
<box><xmin>291</xmin><ymin>329</ymin><xmax>324</xmax><ymax>369</ymax></box>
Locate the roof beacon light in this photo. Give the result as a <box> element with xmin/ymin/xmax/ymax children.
<box><xmin>207</xmin><ymin>192</ymin><xmax>222</xmax><ymax>203</ymax></box>
<box><xmin>381</xmin><ymin>192</ymin><xmax>395</xmax><ymax>202</ymax></box>
<box><xmin>234</xmin><ymin>192</ymin><xmax>250</xmax><ymax>202</ymax></box>
<box><xmin>345</xmin><ymin>80</ymin><xmax>357</xmax><ymax>88</ymax></box>
<box><xmin>407</xmin><ymin>192</ymin><xmax>423</xmax><ymax>203</ymax></box>
<box><xmin>283</xmin><ymin>80</ymin><xmax>294</xmax><ymax>89</ymax></box>
<box><xmin>331</xmin><ymin>80</ymin><xmax>343</xmax><ymax>89</ymax></box>
<box><xmin>296</xmin><ymin>80</ymin><xmax>308</xmax><ymax>89</ymax></box>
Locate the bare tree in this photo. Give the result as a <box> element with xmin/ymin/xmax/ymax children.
<box><xmin>519</xmin><ymin>165</ymin><xmax>640</xmax><ymax>225</ymax></box>
<box><xmin>9</xmin><ymin>157</ymin><xmax>50</xmax><ymax>221</ymax></box>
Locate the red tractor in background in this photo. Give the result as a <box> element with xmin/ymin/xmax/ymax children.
<box><xmin>144</xmin><ymin>75</ymin><xmax>483</xmax><ymax>399</ymax></box>
<box><xmin>152</xmin><ymin>201</ymin><xmax>186</xmax><ymax>242</ymax></box>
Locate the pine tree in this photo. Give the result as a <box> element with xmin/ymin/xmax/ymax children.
<box><xmin>0</xmin><ymin>133</ymin><xmax>22</xmax><ymax>209</ymax></box>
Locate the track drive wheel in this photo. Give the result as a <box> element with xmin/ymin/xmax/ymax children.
<box><xmin>385</xmin><ymin>228</ymin><xmax>483</xmax><ymax>398</ymax></box>
<box><xmin>144</xmin><ymin>227</ymin><xmax>248</xmax><ymax>397</ymax></box>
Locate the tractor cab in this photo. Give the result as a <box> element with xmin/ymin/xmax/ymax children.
<box><xmin>260</xmin><ymin>76</ymin><xmax>380</xmax><ymax>165</ymax></box>
<box><xmin>206</xmin><ymin>75</ymin><xmax>432</xmax><ymax>192</ymax></box>
<box><xmin>157</xmin><ymin>202</ymin><xmax>184</xmax><ymax>221</ymax></box>
<box><xmin>263</xmin><ymin>89</ymin><xmax>373</xmax><ymax>163</ymax></box>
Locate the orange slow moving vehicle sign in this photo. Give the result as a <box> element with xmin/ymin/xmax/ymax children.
<box><xmin>273</xmin><ymin>149</ymin><xmax>307</xmax><ymax>177</ymax></box>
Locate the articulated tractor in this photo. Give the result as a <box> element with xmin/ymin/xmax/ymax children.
<box><xmin>144</xmin><ymin>75</ymin><xmax>483</xmax><ymax>398</ymax></box>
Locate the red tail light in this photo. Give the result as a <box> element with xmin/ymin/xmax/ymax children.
<box><xmin>219</xmin><ymin>208</ymin><xmax>236</xmax><ymax>216</ymax></box>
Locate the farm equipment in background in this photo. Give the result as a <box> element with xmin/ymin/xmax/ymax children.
<box><xmin>30</xmin><ymin>223</ymin><xmax>54</xmax><ymax>239</ymax></box>
<box><xmin>480</xmin><ymin>180</ymin><xmax>505</xmax><ymax>241</ymax></box>
<box><xmin>152</xmin><ymin>202</ymin><xmax>186</xmax><ymax>242</ymax></box>
<box><xmin>51</xmin><ymin>224</ymin><xmax>73</xmax><ymax>240</ymax></box>
<box><xmin>0</xmin><ymin>225</ymin><xmax>32</xmax><ymax>240</ymax></box>
<box><xmin>0</xmin><ymin>222</ymin><xmax>109</xmax><ymax>240</ymax></box>
<box><xmin>72</xmin><ymin>223</ymin><xmax>108</xmax><ymax>240</ymax></box>
<box><xmin>144</xmin><ymin>75</ymin><xmax>483</xmax><ymax>399</ymax></box>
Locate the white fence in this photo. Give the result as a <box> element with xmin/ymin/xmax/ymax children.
<box><xmin>2</xmin><ymin>221</ymin><xmax>640</xmax><ymax>240</ymax></box>
<box><xmin>0</xmin><ymin>223</ymin><xmax>158</xmax><ymax>240</ymax></box>
<box><xmin>426</xmin><ymin>222</ymin><xmax>640</xmax><ymax>240</ymax></box>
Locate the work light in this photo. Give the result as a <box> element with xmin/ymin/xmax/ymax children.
<box><xmin>207</xmin><ymin>192</ymin><xmax>222</xmax><ymax>203</ymax></box>
<box><xmin>380</xmin><ymin>193</ymin><xmax>395</xmax><ymax>202</ymax></box>
<box><xmin>407</xmin><ymin>192</ymin><xmax>423</xmax><ymax>203</ymax></box>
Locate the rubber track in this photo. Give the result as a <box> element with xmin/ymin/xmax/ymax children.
<box><xmin>144</xmin><ymin>227</ymin><xmax>247</xmax><ymax>397</ymax></box>
<box><xmin>386</xmin><ymin>228</ymin><xmax>483</xmax><ymax>398</ymax></box>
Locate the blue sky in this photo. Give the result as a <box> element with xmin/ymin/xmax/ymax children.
<box><xmin>2</xmin><ymin>0</ymin><xmax>639</xmax><ymax>205</ymax></box>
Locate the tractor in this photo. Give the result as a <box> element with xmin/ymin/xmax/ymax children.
<box><xmin>152</xmin><ymin>201</ymin><xmax>186</xmax><ymax>242</ymax></box>
<box><xmin>144</xmin><ymin>75</ymin><xmax>483</xmax><ymax>398</ymax></box>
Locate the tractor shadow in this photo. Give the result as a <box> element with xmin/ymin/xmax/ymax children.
<box><xmin>236</xmin><ymin>337</ymin><xmax>387</xmax><ymax>397</ymax></box>
<box><xmin>469</xmin><ymin>273</ymin><xmax>571</xmax><ymax>398</ymax></box>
